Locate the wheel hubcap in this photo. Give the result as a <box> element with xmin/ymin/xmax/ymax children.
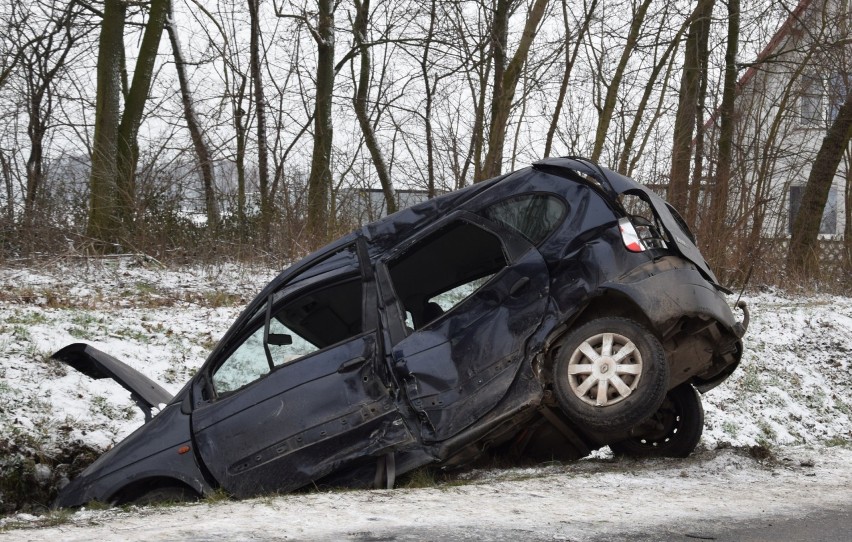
<box><xmin>566</xmin><ymin>332</ymin><xmax>643</xmax><ymax>407</ymax></box>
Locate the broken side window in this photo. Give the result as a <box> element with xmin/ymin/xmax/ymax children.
<box><xmin>212</xmin><ymin>249</ymin><xmax>364</xmax><ymax>395</ymax></box>
<box><xmin>388</xmin><ymin>220</ymin><xmax>508</xmax><ymax>329</ymax></box>
<box><xmin>481</xmin><ymin>193</ymin><xmax>566</xmax><ymax>245</ymax></box>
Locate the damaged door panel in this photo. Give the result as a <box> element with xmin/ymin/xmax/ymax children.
<box><xmin>382</xmin><ymin>216</ymin><xmax>550</xmax><ymax>442</ymax></box>
<box><xmin>53</xmin><ymin>157</ymin><xmax>748</xmax><ymax>509</ymax></box>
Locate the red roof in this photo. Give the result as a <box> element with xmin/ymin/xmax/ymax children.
<box><xmin>735</xmin><ymin>0</ymin><xmax>815</xmax><ymax>90</ymax></box>
<box><xmin>703</xmin><ymin>0</ymin><xmax>815</xmax><ymax>131</ymax></box>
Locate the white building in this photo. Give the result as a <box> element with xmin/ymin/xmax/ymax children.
<box><xmin>708</xmin><ymin>0</ymin><xmax>849</xmax><ymax>242</ymax></box>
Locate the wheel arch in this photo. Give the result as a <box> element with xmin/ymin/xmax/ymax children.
<box><xmin>548</xmin><ymin>315</ymin><xmax>670</xmax><ymax>433</ymax></box>
<box><xmin>108</xmin><ymin>473</ymin><xmax>204</xmax><ymax>505</ymax></box>
<box><xmin>571</xmin><ymin>289</ymin><xmax>656</xmax><ymax>334</ymax></box>
<box><xmin>543</xmin><ymin>289</ymin><xmax>657</xmax><ymax>363</ymax></box>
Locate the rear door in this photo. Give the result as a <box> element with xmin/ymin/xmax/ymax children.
<box><xmin>190</xmin><ymin>244</ymin><xmax>412</xmax><ymax>497</ymax></box>
<box><xmin>378</xmin><ymin>213</ymin><xmax>550</xmax><ymax>442</ymax></box>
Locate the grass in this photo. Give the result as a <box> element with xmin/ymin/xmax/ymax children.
<box><xmin>202</xmin><ymin>487</ymin><xmax>231</xmax><ymax>504</ymax></box>
<box><xmin>397</xmin><ymin>467</ymin><xmax>439</xmax><ymax>489</ymax></box>
<box><xmin>738</xmin><ymin>366</ymin><xmax>762</xmax><ymax>393</ymax></box>
<box><xmin>4</xmin><ymin>311</ymin><xmax>49</xmax><ymax>326</ymax></box>
<box><xmin>722</xmin><ymin>420</ymin><xmax>739</xmax><ymax>439</ymax></box>
<box><xmin>824</xmin><ymin>437</ymin><xmax>852</xmax><ymax>447</ymax></box>
<box><xmin>68</xmin><ymin>311</ymin><xmax>106</xmax><ymax>339</ymax></box>
<box><xmin>89</xmin><ymin>396</ymin><xmax>136</xmax><ymax>421</ymax></box>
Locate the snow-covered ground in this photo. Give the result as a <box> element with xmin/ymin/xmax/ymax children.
<box><xmin>2</xmin><ymin>445</ymin><xmax>851</xmax><ymax>540</ymax></box>
<box><xmin>0</xmin><ymin>258</ymin><xmax>850</xmax><ymax>528</ymax></box>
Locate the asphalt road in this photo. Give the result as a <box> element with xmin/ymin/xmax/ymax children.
<box><xmin>591</xmin><ymin>508</ymin><xmax>852</xmax><ymax>542</ymax></box>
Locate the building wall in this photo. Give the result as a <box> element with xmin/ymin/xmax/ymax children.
<box><xmin>718</xmin><ymin>0</ymin><xmax>850</xmax><ymax>240</ymax></box>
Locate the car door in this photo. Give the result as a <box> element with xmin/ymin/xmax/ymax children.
<box><xmin>378</xmin><ymin>213</ymin><xmax>550</xmax><ymax>443</ymax></box>
<box><xmin>190</xmin><ymin>244</ymin><xmax>413</xmax><ymax>497</ymax></box>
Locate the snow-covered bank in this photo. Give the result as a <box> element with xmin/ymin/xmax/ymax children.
<box><xmin>2</xmin><ymin>445</ymin><xmax>851</xmax><ymax>541</ymax></box>
<box><xmin>0</xmin><ymin>259</ymin><xmax>850</xmax><ymax>515</ymax></box>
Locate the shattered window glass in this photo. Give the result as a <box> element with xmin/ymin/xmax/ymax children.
<box><xmin>482</xmin><ymin>193</ymin><xmax>565</xmax><ymax>244</ymax></box>
<box><xmin>389</xmin><ymin>221</ymin><xmax>507</xmax><ymax>329</ymax></box>
<box><xmin>212</xmin><ymin>276</ymin><xmax>363</xmax><ymax>395</ymax></box>
<box><xmin>429</xmin><ymin>275</ymin><xmax>493</xmax><ymax>313</ymax></box>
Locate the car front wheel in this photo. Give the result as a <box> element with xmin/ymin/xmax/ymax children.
<box><xmin>609</xmin><ymin>383</ymin><xmax>704</xmax><ymax>458</ymax></box>
<box><xmin>552</xmin><ymin>317</ymin><xmax>668</xmax><ymax>433</ymax></box>
<box><xmin>122</xmin><ymin>484</ymin><xmax>199</xmax><ymax>507</ymax></box>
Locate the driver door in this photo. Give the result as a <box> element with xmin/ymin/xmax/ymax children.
<box><xmin>190</xmin><ymin>245</ymin><xmax>412</xmax><ymax>497</ymax></box>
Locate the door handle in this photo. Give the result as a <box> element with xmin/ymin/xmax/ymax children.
<box><xmin>338</xmin><ymin>356</ymin><xmax>367</xmax><ymax>373</ymax></box>
<box><xmin>509</xmin><ymin>276</ymin><xmax>530</xmax><ymax>296</ymax></box>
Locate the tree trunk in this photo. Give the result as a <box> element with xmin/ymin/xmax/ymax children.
<box><xmin>352</xmin><ymin>0</ymin><xmax>396</xmax><ymax>215</ymax></box>
<box><xmin>479</xmin><ymin>0</ymin><xmax>549</xmax><ymax>181</ymax></box>
<box><xmin>485</xmin><ymin>0</ymin><xmax>510</xmax><ymax>175</ymax></box>
<box><xmin>686</xmin><ymin>2</ymin><xmax>713</xmax><ymax>227</ymax></box>
<box><xmin>234</xmin><ymin>74</ymin><xmax>248</xmax><ymax>228</ymax></box>
<box><xmin>590</xmin><ymin>0</ymin><xmax>652</xmax><ymax>164</ymax></box>
<box><xmin>87</xmin><ymin>0</ymin><xmax>126</xmax><ymax>246</ymax></box>
<box><xmin>788</xmin><ymin>91</ymin><xmax>852</xmax><ymax>277</ymax></box>
<box><xmin>466</xmin><ymin>54</ymin><xmax>491</xmax><ymax>187</ymax></box>
<box><xmin>115</xmin><ymin>0</ymin><xmax>169</xmax><ymax>236</ymax></box>
<box><xmin>420</xmin><ymin>0</ymin><xmax>437</xmax><ymax>197</ymax></box>
<box><xmin>248</xmin><ymin>0</ymin><xmax>271</xmax><ymax>235</ymax></box>
<box><xmin>704</xmin><ymin>0</ymin><xmax>739</xmax><ymax>271</ymax></box>
<box><xmin>306</xmin><ymin>0</ymin><xmax>336</xmax><ymax>242</ymax></box>
<box><xmin>0</xmin><ymin>152</ymin><xmax>13</xmax><ymax>225</ymax></box>
<box><xmin>166</xmin><ymin>0</ymin><xmax>219</xmax><ymax>228</ymax></box>
<box><xmin>667</xmin><ymin>0</ymin><xmax>714</xmax><ymax>218</ymax></box>
<box><xmin>844</xmin><ymin>148</ymin><xmax>851</xmax><ymax>272</ymax></box>
<box><xmin>24</xmin><ymin>87</ymin><xmax>46</xmax><ymax>231</ymax></box>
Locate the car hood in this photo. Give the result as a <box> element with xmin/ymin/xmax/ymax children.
<box><xmin>52</xmin><ymin>343</ymin><xmax>173</xmax><ymax>420</ymax></box>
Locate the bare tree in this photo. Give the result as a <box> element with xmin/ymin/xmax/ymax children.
<box><xmin>12</xmin><ymin>1</ymin><xmax>81</xmax><ymax>237</ymax></box>
<box><xmin>703</xmin><ymin>0</ymin><xmax>739</xmax><ymax>270</ymax></box>
<box><xmin>589</xmin><ymin>0</ymin><xmax>652</xmax><ymax>163</ymax></box>
<box><xmin>544</xmin><ymin>0</ymin><xmax>597</xmax><ymax>159</ymax></box>
<box><xmin>88</xmin><ymin>0</ymin><xmax>169</xmax><ymax>246</ymax></box>
<box><xmin>788</xmin><ymin>91</ymin><xmax>852</xmax><ymax>276</ymax></box>
<box><xmin>351</xmin><ymin>0</ymin><xmax>396</xmax><ymax>214</ymax></box>
<box><xmin>479</xmin><ymin>0</ymin><xmax>550</xmax><ymax>181</ymax></box>
<box><xmin>277</xmin><ymin>0</ymin><xmax>337</xmax><ymax>242</ymax></box>
<box><xmin>667</xmin><ymin>0</ymin><xmax>714</xmax><ymax>224</ymax></box>
<box><xmin>248</xmin><ymin>0</ymin><xmax>272</xmax><ymax>234</ymax></box>
<box><xmin>166</xmin><ymin>0</ymin><xmax>219</xmax><ymax>228</ymax></box>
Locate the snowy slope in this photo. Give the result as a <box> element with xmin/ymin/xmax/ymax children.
<box><xmin>0</xmin><ymin>259</ymin><xmax>850</xmax><ymax>515</ymax></box>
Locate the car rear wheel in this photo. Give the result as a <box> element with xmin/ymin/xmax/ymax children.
<box><xmin>609</xmin><ymin>383</ymin><xmax>704</xmax><ymax>458</ymax></box>
<box><xmin>552</xmin><ymin>317</ymin><xmax>668</xmax><ymax>433</ymax></box>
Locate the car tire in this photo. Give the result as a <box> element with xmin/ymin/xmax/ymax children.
<box><xmin>552</xmin><ymin>317</ymin><xmax>668</xmax><ymax>433</ymax></box>
<box><xmin>609</xmin><ymin>383</ymin><xmax>704</xmax><ymax>458</ymax></box>
<box><xmin>128</xmin><ymin>484</ymin><xmax>199</xmax><ymax>506</ymax></box>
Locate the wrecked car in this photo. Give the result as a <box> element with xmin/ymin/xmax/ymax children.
<box><xmin>53</xmin><ymin>157</ymin><xmax>748</xmax><ymax>507</ymax></box>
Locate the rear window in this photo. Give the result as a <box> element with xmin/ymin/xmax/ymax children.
<box><xmin>483</xmin><ymin>193</ymin><xmax>566</xmax><ymax>244</ymax></box>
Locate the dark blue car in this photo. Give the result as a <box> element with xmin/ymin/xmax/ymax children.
<box><xmin>53</xmin><ymin>158</ymin><xmax>748</xmax><ymax>507</ymax></box>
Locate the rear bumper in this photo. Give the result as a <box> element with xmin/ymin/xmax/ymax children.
<box><xmin>603</xmin><ymin>257</ymin><xmax>746</xmax><ymax>391</ymax></box>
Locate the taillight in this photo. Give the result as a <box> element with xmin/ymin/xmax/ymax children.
<box><xmin>619</xmin><ymin>217</ymin><xmax>646</xmax><ymax>252</ymax></box>
<box><xmin>619</xmin><ymin>217</ymin><xmax>668</xmax><ymax>252</ymax></box>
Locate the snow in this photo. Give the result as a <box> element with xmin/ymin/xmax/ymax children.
<box><xmin>1</xmin><ymin>445</ymin><xmax>851</xmax><ymax>540</ymax></box>
<box><xmin>0</xmin><ymin>259</ymin><xmax>850</xmax><ymax>534</ymax></box>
